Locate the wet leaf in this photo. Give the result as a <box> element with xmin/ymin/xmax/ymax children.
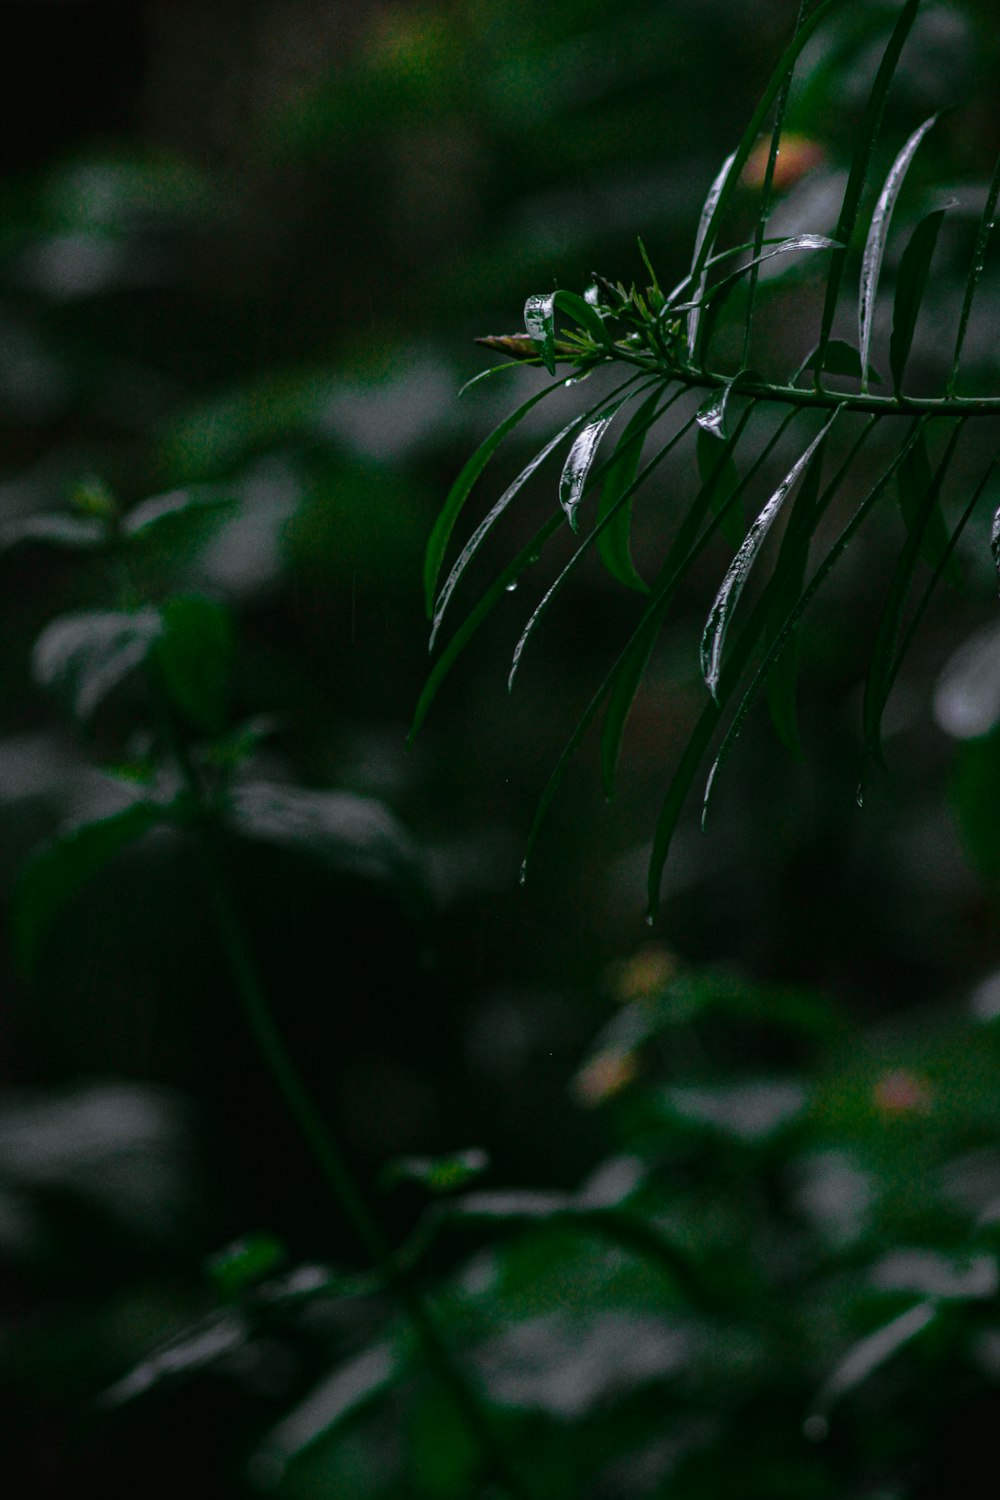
<box><xmin>596</xmin><ymin>387</ymin><xmax>664</xmax><ymax>592</ymax></box>
<box><xmin>701</xmin><ymin>412</ymin><xmax>839</xmax><ymax>700</ymax></box>
<box><xmin>858</xmin><ymin>115</ymin><xmax>937</xmax><ymax>392</ymax></box>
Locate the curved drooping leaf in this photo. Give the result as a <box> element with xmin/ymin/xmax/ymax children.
<box><xmin>701</xmin><ymin>411</ymin><xmax>840</xmax><ymax>701</ymax></box>
<box><xmin>509</xmin><ymin>408</ymin><xmax>700</xmax><ymax>691</ymax></box>
<box><xmin>687</xmin><ymin>0</ymin><xmax>844</xmax><ymax>318</ymax></box>
<box><xmin>687</xmin><ymin>149</ymin><xmax>737</xmax><ymax>360</ymax></box>
<box><xmin>559</xmin><ymin>383</ymin><xmax>653</xmax><ymax>532</ymax></box>
<box><xmin>890</xmin><ymin>206</ymin><xmax>948</xmax><ymax>394</ymax></box>
<box><xmin>863</xmin><ymin>418</ymin><xmax>966</xmax><ymax>763</ymax></box>
<box><xmin>858</xmin><ymin>114</ymin><xmax>938</xmax><ymax>392</ymax></box>
<box><xmin>430</xmin><ymin>374</ymin><xmax>642</xmax><ymax>649</ymax></box>
<box><xmin>815</xmin><ymin>0</ymin><xmax>922</xmax><ymax>380</ymax></box>
<box><xmin>32</xmin><ymin>609</ymin><xmax>163</xmax><ymax>720</ymax></box>
<box><xmin>763</xmin><ymin>437</ymin><xmax>829</xmax><ymax>757</ymax></box>
<box><xmin>121</xmin><ymin>485</ymin><xmax>237</xmax><ymax>564</ymax></box>
<box><xmin>596</xmin><ymin>387</ymin><xmax>665</xmax><ymax>592</ymax></box>
<box><xmin>694</xmin><ymin>237</ymin><xmax>841</xmax><ymax>369</ymax></box>
<box><xmin>411</xmin><ymin>513</ymin><xmax>562</xmax><ymax>743</ymax></box>
<box><xmin>423</xmin><ymin>379</ymin><xmax>564</xmax><ymax>616</ymax></box>
<box><xmin>14</xmin><ymin>801</ymin><xmax>163</xmax><ymax>974</ymax></box>
<box><xmin>896</xmin><ymin>424</ymin><xmax>962</xmax><ymax>586</ymax></box>
<box><xmin>742</xmin><ymin>0</ymin><xmax>807</xmax><ymax>367</ymax></box>
<box><xmin>524</xmin><ymin>290</ymin><xmax>610</xmax><ymax>375</ymax></box>
<box><xmin>692</xmin><ymin>423</ymin><xmax>926</xmax><ymax>865</ymax></box>
<box><xmin>950</xmin><ymin>143</ymin><xmax>1000</xmax><ymax>392</ymax></box>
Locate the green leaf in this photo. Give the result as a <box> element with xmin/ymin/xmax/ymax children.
<box><xmin>596</xmin><ymin>388</ymin><xmax>664</xmax><ymax>593</ymax></box>
<box><xmin>686</xmin><ymin>148</ymin><xmax>736</xmax><ymax>359</ymax></box>
<box><xmin>154</xmin><ymin>594</ymin><xmax>234</xmax><ymax>736</ymax></box>
<box><xmin>764</xmin><ymin>437</ymin><xmax>828</xmax><ymax>757</ymax></box>
<box><xmin>794</xmin><ymin>338</ymin><xmax>882</xmax><ymax>385</ymax></box>
<box><xmin>890</xmin><ymin>207</ymin><xmax>948</xmax><ymax>394</ymax></box>
<box><xmin>207</xmin><ymin>1233</ymin><xmax>288</xmax><ymax>1299</ymax></box>
<box><xmin>121</xmin><ymin>486</ymin><xmax>237</xmax><ymax>562</ymax></box>
<box><xmin>430</xmin><ymin>375</ymin><xmax>641</xmax><ymax>649</ymax></box>
<box><xmin>691</xmin><ymin>423</ymin><xmax>923</xmax><ymax>886</ymax></box>
<box><xmin>32</xmin><ymin>609</ymin><xmax>162</xmax><ymax>719</ymax></box>
<box><xmin>896</xmin><ymin>425</ymin><xmax>962</xmax><ymax>587</ymax></box>
<box><xmin>524</xmin><ymin>289</ymin><xmax>609</xmax><ymax>374</ymax></box>
<box><xmin>422</xmin><ymin>380</ymin><xmax>562</xmax><ymax>616</ymax></box>
<box><xmin>687</xmin><ymin>0</ymin><xmax>844</xmax><ymax>295</ymax></box>
<box><xmin>864</xmin><ymin>419</ymin><xmax>967</xmax><ymax>762</ymax></box>
<box><xmin>558</xmin><ymin>386</ymin><xmax>644</xmax><ymax>532</ymax></box>
<box><xmin>696</xmin><ymin>427</ymin><xmax>745</xmax><ymax>548</ymax></box>
<box><xmin>0</xmin><ymin>514</ymin><xmax>106</xmax><ymax>553</ymax></box>
<box><xmin>701</xmin><ymin>412</ymin><xmax>840</xmax><ymax>701</ymax></box>
<box><xmin>14</xmin><ymin>802</ymin><xmax>162</xmax><ymax>974</ymax></box>
<box><xmin>858</xmin><ymin>114</ymin><xmax>938</xmax><ymax>393</ymax></box>
<box><xmin>509</xmin><ymin>406</ymin><xmax>697</xmax><ymax>690</ymax></box>
<box><xmin>411</xmin><ymin>514</ymin><xmax>562</xmax><ymax>744</ymax></box>
<box><xmin>805</xmin><ymin>1301</ymin><xmax>937</xmax><ymax>1438</ymax></box>
<box><xmin>227</xmin><ymin>781</ymin><xmax>424</xmax><ymax>906</ymax></box>
<box><xmin>815</xmin><ymin>0</ymin><xmax>922</xmax><ymax>380</ymax></box>
<box><xmin>693</xmin><ymin>237</ymin><xmax>840</xmax><ymax>369</ymax></box>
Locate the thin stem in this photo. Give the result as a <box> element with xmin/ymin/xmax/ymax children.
<box><xmin>146</xmin><ymin>672</ymin><xmax>534</xmax><ymax>1499</ymax></box>
<box><xmin>194</xmin><ymin>827</ymin><xmax>536</xmax><ymax>1500</ymax></box>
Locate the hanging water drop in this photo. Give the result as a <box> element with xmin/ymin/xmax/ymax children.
<box><xmin>505</xmin><ymin>580</ymin><xmax>518</xmax><ymax>593</ymax></box>
<box><xmin>803</xmin><ymin>1414</ymin><xmax>829</xmax><ymax>1444</ymax></box>
<box><xmin>645</xmin><ymin>912</ymin><xmax>655</xmax><ymax>928</ymax></box>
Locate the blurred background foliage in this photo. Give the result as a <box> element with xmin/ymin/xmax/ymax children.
<box><xmin>5</xmin><ymin>0</ymin><xmax>1000</xmax><ymax>1495</ymax></box>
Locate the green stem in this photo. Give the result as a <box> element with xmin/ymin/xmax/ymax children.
<box><xmin>145</xmin><ymin>667</ymin><xmax>533</xmax><ymax>1498</ymax></box>
<box><xmin>197</xmin><ymin>827</ymin><xmax>534</xmax><ymax>1499</ymax></box>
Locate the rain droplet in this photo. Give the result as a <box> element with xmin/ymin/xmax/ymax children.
<box><xmin>803</xmin><ymin>1414</ymin><xmax>829</xmax><ymax>1444</ymax></box>
<box><xmin>645</xmin><ymin>913</ymin><xmax>655</xmax><ymax>928</ymax></box>
<box><xmin>518</xmin><ymin>860</ymin><xmax>527</xmax><ymax>887</ymax></box>
<box><xmin>855</xmin><ymin>784</ymin><xmax>864</xmax><ymax>809</ymax></box>
<box><xmin>505</xmin><ymin>581</ymin><xmax>518</xmax><ymax>593</ymax></box>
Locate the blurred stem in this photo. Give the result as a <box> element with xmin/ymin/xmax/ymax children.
<box><xmin>158</xmin><ymin>705</ymin><xmax>533</xmax><ymax>1499</ymax></box>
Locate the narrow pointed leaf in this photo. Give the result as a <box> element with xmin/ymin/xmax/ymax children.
<box><xmin>430</xmin><ymin>378</ymin><xmax>639</xmax><ymax>649</ymax></box>
<box><xmin>423</xmin><ymin>380</ymin><xmax>562</xmax><ymax>615</ymax></box>
<box><xmin>897</xmin><ymin>425</ymin><xmax>961</xmax><ymax>588</ymax></box>
<box><xmin>688</xmin><ymin>0</ymin><xmax>843</xmax><ymax>297</ymax></box>
<box><xmin>411</xmin><ymin>514</ymin><xmax>562</xmax><ymax>742</ymax></box>
<box><xmin>695</xmin><ymin>237</ymin><xmax>840</xmax><ymax>368</ymax></box>
<box><xmin>695</xmin><ymin>423</ymin><xmax>924</xmax><ymax>859</ymax></box>
<box><xmin>794</xmin><ymin>338</ymin><xmax>882</xmax><ymax>385</ymax></box>
<box><xmin>601</xmin><ymin>405</ymin><xmax>795</xmax><ymax>803</ymax></box>
<box><xmin>559</xmin><ymin>386</ymin><xmax>643</xmax><ymax>532</ymax></box>
<box><xmin>890</xmin><ymin>206</ymin><xmax>947</xmax><ymax>393</ymax></box>
<box><xmin>816</xmin><ymin>0</ymin><xmax>922</xmax><ymax>380</ymax></box>
<box><xmin>687</xmin><ymin>150</ymin><xmax>737</xmax><ymax>358</ymax></box>
<box><xmin>0</xmin><ymin>514</ymin><xmax>106</xmax><ymax>553</ymax></box>
<box><xmin>859</xmin><ymin>114</ymin><xmax>938</xmax><ymax>392</ymax></box>
<box><xmin>510</xmin><ymin>409</ymin><xmax>699</xmax><ymax>689</ymax></box>
<box><xmin>764</xmin><ymin>438</ymin><xmax>828</xmax><ymax>756</ymax></box>
<box><xmin>646</xmin><ymin>419</ymin><xmax>879</xmax><ymax>914</ymax></box>
<box><xmin>864</xmin><ymin>419</ymin><xmax>966</xmax><ymax>762</ymax></box>
<box><xmin>597</xmin><ymin>387</ymin><xmax>666</xmax><ymax>592</ymax></box>
<box><xmin>887</xmin><ymin>446</ymin><xmax>1000</xmax><ymax>709</ymax></box>
<box><xmin>701</xmin><ymin>412</ymin><xmax>840</xmax><ymax>700</ymax></box>
<box><xmin>696</xmin><ymin>427</ymin><xmax>745</xmax><ymax>548</ymax></box>
<box><xmin>950</xmin><ymin>144</ymin><xmax>1000</xmax><ymax>392</ymax></box>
